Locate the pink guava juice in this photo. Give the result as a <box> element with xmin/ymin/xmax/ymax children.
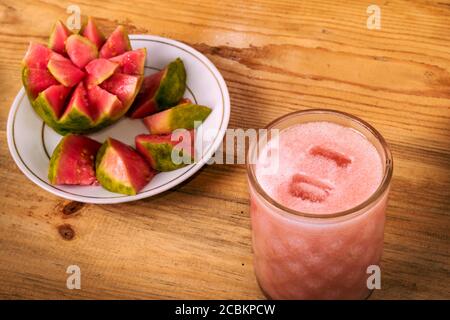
<box><xmin>247</xmin><ymin>110</ymin><xmax>393</xmax><ymax>300</ymax></box>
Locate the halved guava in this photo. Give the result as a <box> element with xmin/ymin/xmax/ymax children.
<box><xmin>48</xmin><ymin>134</ymin><xmax>101</xmax><ymax>185</ymax></box>
<box><xmin>21</xmin><ymin>18</ymin><xmax>144</xmax><ymax>135</ymax></box>
<box><xmin>96</xmin><ymin>138</ymin><xmax>155</xmax><ymax>195</ymax></box>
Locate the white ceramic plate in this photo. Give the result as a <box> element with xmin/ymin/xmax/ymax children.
<box><xmin>7</xmin><ymin>35</ymin><xmax>230</xmax><ymax>204</ymax></box>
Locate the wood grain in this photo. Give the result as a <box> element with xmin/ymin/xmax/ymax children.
<box><xmin>0</xmin><ymin>0</ymin><xmax>449</xmax><ymax>299</ymax></box>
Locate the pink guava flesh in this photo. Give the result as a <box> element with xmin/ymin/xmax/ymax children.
<box><xmin>128</xmin><ymin>70</ymin><xmax>165</xmax><ymax>118</ymax></box>
<box><xmin>65</xmin><ymin>35</ymin><xmax>98</xmax><ymax>69</ymax></box>
<box><xmin>50</xmin><ymin>135</ymin><xmax>101</xmax><ymax>185</ymax></box>
<box><xmin>109</xmin><ymin>48</ymin><xmax>146</xmax><ymax>75</ymax></box>
<box><xmin>23</xmin><ymin>43</ymin><xmax>53</xmax><ymax>69</ymax></box>
<box><xmin>87</xmin><ymin>84</ymin><xmax>123</xmax><ymax>120</ymax></box>
<box><xmin>48</xmin><ymin>20</ymin><xmax>72</xmax><ymax>54</ymax></box>
<box><xmin>142</xmin><ymin>109</ymin><xmax>169</xmax><ymax>133</ymax></box>
<box><xmin>85</xmin><ymin>58</ymin><xmax>119</xmax><ymax>85</ymax></box>
<box><xmin>63</xmin><ymin>82</ymin><xmax>92</xmax><ymax>119</ymax></box>
<box><xmin>40</xmin><ymin>85</ymin><xmax>72</xmax><ymax>118</ymax></box>
<box><xmin>111</xmin><ymin>138</ymin><xmax>154</xmax><ymax>191</ymax></box>
<box><xmin>81</xmin><ymin>17</ymin><xmax>105</xmax><ymax>50</ymax></box>
<box><xmin>99</xmin><ymin>138</ymin><xmax>155</xmax><ymax>193</ymax></box>
<box><xmin>99</xmin><ymin>26</ymin><xmax>131</xmax><ymax>59</ymax></box>
<box><xmin>47</xmin><ymin>56</ymin><xmax>85</xmax><ymax>87</ymax></box>
<box><xmin>23</xmin><ymin>68</ymin><xmax>59</xmax><ymax>99</ymax></box>
<box><xmin>100</xmin><ymin>73</ymin><xmax>141</xmax><ymax>106</ymax></box>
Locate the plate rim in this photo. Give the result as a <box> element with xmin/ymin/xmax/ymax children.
<box><xmin>7</xmin><ymin>34</ymin><xmax>230</xmax><ymax>204</ymax></box>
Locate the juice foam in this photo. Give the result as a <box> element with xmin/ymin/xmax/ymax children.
<box><xmin>256</xmin><ymin>121</ymin><xmax>383</xmax><ymax>214</ymax></box>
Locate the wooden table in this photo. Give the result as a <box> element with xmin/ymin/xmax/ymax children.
<box><xmin>0</xmin><ymin>0</ymin><xmax>449</xmax><ymax>300</ymax></box>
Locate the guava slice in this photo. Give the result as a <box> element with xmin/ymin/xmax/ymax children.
<box><xmin>109</xmin><ymin>48</ymin><xmax>146</xmax><ymax>75</ymax></box>
<box><xmin>96</xmin><ymin>138</ymin><xmax>155</xmax><ymax>195</ymax></box>
<box><xmin>48</xmin><ymin>134</ymin><xmax>101</xmax><ymax>185</ymax></box>
<box><xmin>48</xmin><ymin>20</ymin><xmax>72</xmax><ymax>54</ymax></box>
<box><xmin>100</xmin><ymin>73</ymin><xmax>142</xmax><ymax>109</ymax></box>
<box><xmin>143</xmin><ymin>102</ymin><xmax>212</xmax><ymax>134</ymax></box>
<box><xmin>58</xmin><ymin>82</ymin><xmax>96</xmax><ymax>133</ymax></box>
<box><xmin>127</xmin><ymin>70</ymin><xmax>164</xmax><ymax>118</ymax></box>
<box><xmin>80</xmin><ymin>17</ymin><xmax>105</xmax><ymax>50</ymax></box>
<box><xmin>22</xmin><ymin>67</ymin><xmax>59</xmax><ymax>99</ymax></box>
<box><xmin>23</xmin><ymin>43</ymin><xmax>53</xmax><ymax>69</ymax></box>
<box><xmin>33</xmin><ymin>85</ymin><xmax>72</xmax><ymax>130</ymax></box>
<box><xmin>87</xmin><ymin>85</ymin><xmax>124</xmax><ymax>123</ymax></box>
<box><xmin>85</xmin><ymin>58</ymin><xmax>119</xmax><ymax>85</ymax></box>
<box><xmin>135</xmin><ymin>130</ymin><xmax>195</xmax><ymax>171</ymax></box>
<box><xmin>154</xmin><ymin>58</ymin><xmax>186</xmax><ymax>108</ymax></box>
<box><xmin>47</xmin><ymin>56</ymin><xmax>85</xmax><ymax>87</ymax></box>
<box><xmin>65</xmin><ymin>34</ymin><xmax>99</xmax><ymax>68</ymax></box>
<box><xmin>99</xmin><ymin>26</ymin><xmax>131</xmax><ymax>59</ymax></box>
<box><xmin>128</xmin><ymin>58</ymin><xmax>186</xmax><ymax>118</ymax></box>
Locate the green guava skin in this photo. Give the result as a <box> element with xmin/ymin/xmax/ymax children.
<box><xmin>30</xmin><ymin>93</ymin><xmax>117</xmax><ymax>135</ymax></box>
<box><xmin>23</xmin><ymin>74</ymin><xmax>62</xmax><ymax>132</ymax></box>
<box><xmin>26</xmin><ymin>86</ymin><xmax>93</xmax><ymax>135</ymax></box>
<box><xmin>155</xmin><ymin>58</ymin><xmax>187</xmax><ymax>110</ymax></box>
<box><xmin>170</xmin><ymin>103</ymin><xmax>211</xmax><ymax>130</ymax></box>
<box><xmin>95</xmin><ymin>140</ymin><xmax>135</xmax><ymax>195</ymax></box>
<box><xmin>48</xmin><ymin>136</ymin><xmax>63</xmax><ymax>183</ymax></box>
<box><xmin>142</xmin><ymin>141</ymin><xmax>191</xmax><ymax>172</ymax></box>
<box><xmin>58</xmin><ymin>108</ymin><xmax>96</xmax><ymax>134</ymax></box>
<box><xmin>33</xmin><ymin>92</ymin><xmax>64</xmax><ymax>131</ymax></box>
<box><xmin>22</xmin><ymin>66</ymin><xmax>73</xmax><ymax>134</ymax></box>
<box><xmin>143</xmin><ymin>103</ymin><xmax>212</xmax><ymax>134</ymax></box>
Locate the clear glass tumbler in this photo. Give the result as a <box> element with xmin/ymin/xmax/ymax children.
<box><xmin>247</xmin><ymin>109</ymin><xmax>393</xmax><ymax>300</ymax></box>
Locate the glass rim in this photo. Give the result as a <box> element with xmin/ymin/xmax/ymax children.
<box><xmin>246</xmin><ymin>109</ymin><xmax>394</xmax><ymax>220</ymax></box>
